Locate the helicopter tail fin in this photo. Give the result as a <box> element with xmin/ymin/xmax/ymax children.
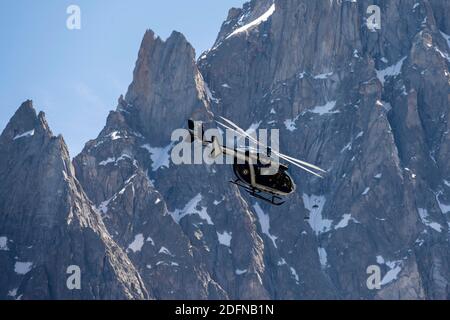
<box><xmin>210</xmin><ymin>136</ymin><xmax>223</xmax><ymax>159</ymax></box>
<box><xmin>187</xmin><ymin>119</ymin><xmax>204</xmax><ymax>143</ymax></box>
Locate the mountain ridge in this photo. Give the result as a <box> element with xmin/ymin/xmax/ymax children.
<box><xmin>1</xmin><ymin>0</ymin><xmax>449</xmax><ymax>299</ymax></box>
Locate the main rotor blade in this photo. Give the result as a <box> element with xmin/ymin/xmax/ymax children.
<box><xmin>272</xmin><ymin>150</ymin><xmax>327</xmax><ymax>173</ymax></box>
<box><xmin>215</xmin><ymin>120</ymin><xmax>247</xmax><ymax>143</ymax></box>
<box><xmin>219</xmin><ymin>117</ymin><xmax>262</xmax><ymax>145</ymax></box>
<box><xmin>218</xmin><ymin>116</ymin><xmax>325</xmax><ymax>177</ymax></box>
<box><xmin>216</xmin><ymin>120</ymin><xmax>261</xmax><ymax>148</ymax></box>
<box><xmin>275</xmin><ymin>152</ymin><xmax>323</xmax><ymax>178</ymax></box>
<box><xmin>219</xmin><ymin>116</ymin><xmax>248</xmax><ymax>134</ymax></box>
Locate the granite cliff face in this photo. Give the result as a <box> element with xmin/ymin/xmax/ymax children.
<box><xmin>1</xmin><ymin>0</ymin><xmax>450</xmax><ymax>299</ymax></box>
<box><xmin>198</xmin><ymin>0</ymin><xmax>450</xmax><ymax>299</ymax></box>
<box><xmin>73</xmin><ymin>30</ymin><xmax>271</xmax><ymax>299</ymax></box>
<box><xmin>0</xmin><ymin>101</ymin><xmax>148</xmax><ymax>300</ymax></box>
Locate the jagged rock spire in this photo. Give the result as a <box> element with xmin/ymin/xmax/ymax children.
<box><xmin>0</xmin><ymin>101</ymin><xmax>148</xmax><ymax>300</ymax></box>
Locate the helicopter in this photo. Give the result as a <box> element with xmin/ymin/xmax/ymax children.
<box><xmin>187</xmin><ymin>117</ymin><xmax>326</xmax><ymax>206</ymax></box>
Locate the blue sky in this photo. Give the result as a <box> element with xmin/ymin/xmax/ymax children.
<box><xmin>0</xmin><ymin>0</ymin><xmax>246</xmax><ymax>155</ymax></box>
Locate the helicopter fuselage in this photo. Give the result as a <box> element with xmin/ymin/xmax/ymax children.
<box><xmin>233</xmin><ymin>162</ymin><xmax>296</xmax><ymax>196</ymax></box>
<box><xmin>187</xmin><ymin>118</ymin><xmax>323</xmax><ymax>205</ymax></box>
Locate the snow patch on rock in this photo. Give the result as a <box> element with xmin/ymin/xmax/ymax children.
<box><xmin>0</xmin><ymin>236</ymin><xmax>9</xmax><ymax>251</ymax></box>
<box><xmin>158</xmin><ymin>246</ymin><xmax>174</xmax><ymax>256</ymax></box>
<box><xmin>146</xmin><ymin>236</ymin><xmax>155</xmax><ymax>246</ymax></box>
<box><xmin>289</xmin><ymin>267</ymin><xmax>300</xmax><ymax>284</ymax></box>
<box><xmin>14</xmin><ymin>262</ymin><xmax>33</xmax><ymax>275</ymax></box>
<box><xmin>170</xmin><ymin>194</ymin><xmax>213</xmax><ymax>225</ymax></box>
<box><xmin>376</xmin><ymin>56</ymin><xmax>407</xmax><ymax>85</ymax></box>
<box><xmin>303</xmin><ymin>194</ymin><xmax>332</xmax><ymax>235</ymax></box>
<box><xmin>381</xmin><ymin>259</ymin><xmax>403</xmax><ymax>286</ymax></box>
<box><xmin>7</xmin><ymin>288</ymin><xmax>18</xmax><ymax>298</ymax></box>
<box><xmin>253</xmin><ymin>202</ymin><xmax>278</xmax><ymax>248</ymax></box>
<box><xmin>13</xmin><ymin>130</ymin><xmax>35</xmax><ymax>140</ymax></box>
<box><xmin>99</xmin><ymin>153</ymin><xmax>132</xmax><ymax>166</ymax></box>
<box><xmin>318</xmin><ymin>247</ymin><xmax>328</xmax><ymax>268</ymax></box>
<box><xmin>313</xmin><ymin>72</ymin><xmax>333</xmax><ymax>80</ymax></box>
<box><xmin>217</xmin><ymin>231</ymin><xmax>232</xmax><ymax>247</ymax></box>
<box><xmin>284</xmin><ymin>118</ymin><xmax>298</xmax><ymax>132</ymax></box>
<box><xmin>308</xmin><ymin>101</ymin><xmax>338</xmax><ymax>116</ymax></box>
<box><xmin>435</xmin><ymin>192</ymin><xmax>450</xmax><ymax>214</ymax></box>
<box><xmin>334</xmin><ymin>214</ymin><xmax>359</xmax><ymax>230</ymax></box>
<box><xmin>227</xmin><ymin>4</ymin><xmax>275</xmax><ymax>39</ymax></box>
<box><xmin>418</xmin><ymin>208</ymin><xmax>442</xmax><ymax>232</ymax></box>
<box><xmin>235</xmin><ymin>269</ymin><xmax>248</xmax><ymax>275</ymax></box>
<box><xmin>128</xmin><ymin>234</ymin><xmax>145</xmax><ymax>253</ymax></box>
<box><xmin>204</xmin><ymin>82</ymin><xmax>220</xmax><ymax>103</ymax></box>
<box><xmin>141</xmin><ymin>143</ymin><xmax>172</xmax><ymax>171</ymax></box>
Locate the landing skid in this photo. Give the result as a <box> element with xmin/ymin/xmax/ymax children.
<box><xmin>230</xmin><ymin>179</ymin><xmax>285</xmax><ymax>206</ymax></box>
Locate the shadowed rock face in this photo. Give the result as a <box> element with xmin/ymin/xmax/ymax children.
<box><xmin>197</xmin><ymin>0</ymin><xmax>450</xmax><ymax>299</ymax></box>
<box><xmin>73</xmin><ymin>31</ymin><xmax>271</xmax><ymax>300</ymax></box>
<box><xmin>74</xmin><ymin>0</ymin><xmax>450</xmax><ymax>299</ymax></box>
<box><xmin>1</xmin><ymin>0</ymin><xmax>449</xmax><ymax>300</ymax></box>
<box><xmin>0</xmin><ymin>101</ymin><xmax>148</xmax><ymax>300</ymax></box>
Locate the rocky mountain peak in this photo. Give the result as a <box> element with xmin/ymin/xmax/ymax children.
<box><xmin>0</xmin><ymin>101</ymin><xmax>148</xmax><ymax>300</ymax></box>
<box><xmin>123</xmin><ymin>29</ymin><xmax>210</xmax><ymax>145</ymax></box>
<box><xmin>212</xmin><ymin>0</ymin><xmax>274</xmax><ymax>45</ymax></box>
<box><xmin>0</xmin><ymin>100</ymin><xmax>52</xmax><ymax>144</ymax></box>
